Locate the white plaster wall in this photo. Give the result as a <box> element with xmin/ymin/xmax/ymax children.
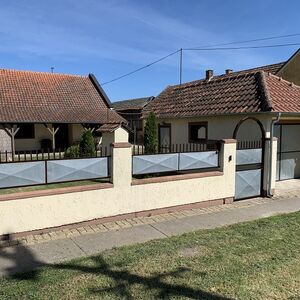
<box><xmin>0</xmin><ymin>141</ymin><xmax>235</xmax><ymax>235</ymax></box>
<box><xmin>157</xmin><ymin>114</ymin><xmax>272</xmax><ymax>144</ymax></box>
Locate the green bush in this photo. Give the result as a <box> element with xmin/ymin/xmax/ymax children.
<box><xmin>144</xmin><ymin>112</ymin><xmax>158</xmax><ymax>154</ymax></box>
<box><xmin>79</xmin><ymin>129</ymin><xmax>96</xmax><ymax>157</ymax></box>
<box><xmin>65</xmin><ymin>145</ymin><xmax>80</xmax><ymax>158</ymax></box>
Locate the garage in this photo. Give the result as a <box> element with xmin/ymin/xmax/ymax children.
<box><xmin>275</xmin><ymin>124</ymin><xmax>300</xmax><ymax>180</ymax></box>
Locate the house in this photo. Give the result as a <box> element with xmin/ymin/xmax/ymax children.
<box><xmin>0</xmin><ymin>69</ymin><xmax>125</xmax><ymax>154</ymax></box>
<box><xmin>143</xmin><ymin>48</ymin><xmax>300</xmax><ymax>198</ymax></box>
<box><xmin>112</xmin><ymin>96</ymin><xmax>154</xmax><ymax>144</ymax></box>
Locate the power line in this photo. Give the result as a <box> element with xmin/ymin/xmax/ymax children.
<box><xmin>189</xmin><ymin>33</ymin><xmax>300</xmax><ymax>49</ymax></box>
<box><xmin>101</xmin><ymin>34</ymin><xmax>300</xmax><ymax>86</ymax></box>
<box><xmin>184</xmin><ymin>42</ymin><xmax>300</xmax><ymax>51</ymax></box>
<box><xmin>101</xmin><ymin>49</ymin><xmax>180</xmax><ymax>85</ymax></box>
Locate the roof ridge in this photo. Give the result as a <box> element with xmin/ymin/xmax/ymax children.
<box><xmin>257</xmin><ymin>71</ymin><xmax>273</xmax><ymax>111</ymax></box>
<box><xmin>172</xmin><ymin>70</ymin><xmax>260</xmax><ymax>91</ymax></box>
<box><xmin>0</xmin><ymin>68</ymin><xmax>87</xmax><ymax>78</ymax></box>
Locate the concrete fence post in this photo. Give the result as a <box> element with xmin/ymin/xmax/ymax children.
<box><xmin>262</xmin><ymin>137</ymin><xmax>277</xmax><ymax>196</ymax></box>
<box><xmin>102</xmin><ymin>127</ymin><xmax>132</xmax><ymax>188</ymax></box>
<box><xmin>269</xmin><ymin>137</ymin><xmax>278</xmax><ymax>194</ymax></box>
<box><xmin>220</xmin><ymin>139</ymin><xmax>237</xmax><ymax>203</ymax></box>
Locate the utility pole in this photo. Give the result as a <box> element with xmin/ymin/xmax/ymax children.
<box><xmin>179</xmin><ymin>48</ymin><xmax>183</xmax><ymax>85</ymax></box>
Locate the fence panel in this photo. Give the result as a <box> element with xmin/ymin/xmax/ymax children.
<box><xmin>236</xmin><ymin>149</ymin><xmax>262</xmax><ymax>165</ymax></box>
<box><xmin>0</xmin><ymin>161</ymin><xmax>45</xmax><ymax>188</ymax></box>
<box><xmin>179</xmin><ymin>151</ymin><xmax>219</xmax><ymax>170</ymax></box>
<box><xmin>235</xmin><ymin>169</ymin><xmax>262</xmax><ymax>199</ymax></box>
<box><xmin>47</xmin><ymin>157</ymin><xmax>109</xmax><ymax>183</ymax></box>
<box><xmin>132</xmin><ymin>153</ymin><xmax>178</xmax><ymax>175</ymax></box>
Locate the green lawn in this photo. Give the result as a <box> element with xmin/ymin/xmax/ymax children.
<box><xmin>0</xmin><ymin>212</ymin><xmax>300</xmax><ymax>299</ymax></box>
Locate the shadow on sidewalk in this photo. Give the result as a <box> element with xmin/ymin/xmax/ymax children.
<box><xmin>0</xmin><ymin>234</ymin><xmax>231</xmax><ymax>299</ymax></box>
<box><xmin>0</xmin><ymin>234</ymin><xmax>43</xmax><ymax>280</ymax></box>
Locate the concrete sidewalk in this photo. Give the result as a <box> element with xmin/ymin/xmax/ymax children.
<box><xmin>0</xmin><ymin>195</ymin><xmax>299</xmax><ymax>277</ymax></box>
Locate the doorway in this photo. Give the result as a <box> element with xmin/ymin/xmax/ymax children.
<box><xmin>54</xmin><ymin>124</ymin><xmax>69</xmax><ymax>150</ymax></box>
<box><xmin>158</xmin><ymin>124</ymin><xmax>171</xmax><ymax>152</ymax></box>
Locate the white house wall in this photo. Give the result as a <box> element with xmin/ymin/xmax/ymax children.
<box><xmin>157</xmin><ymin>114</ymin><xmax>272</xmax><ymax>144</ymax></box>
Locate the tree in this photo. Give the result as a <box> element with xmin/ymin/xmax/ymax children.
<box><xmin>79</xmin><ymin>129</ymin><xmax>96</xmax><ymax>157</ymax></box>
<box><xmin>144</xmin><ymin>112</ymin><xmax>158</xmax><ymax>154</ymax></box>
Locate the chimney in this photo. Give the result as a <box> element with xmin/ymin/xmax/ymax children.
<box><xmin>225</xmin><ymin>69</ymin><xmax>233</xmax><ymax>75</ymax></box>
<box><xmin>206</xmin><ymin>69</ymin><xmax>213</xmax><ymax>80</ymax></box>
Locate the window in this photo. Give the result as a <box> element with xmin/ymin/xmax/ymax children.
<box><xmin>15</xmin><ymin>124</ymin><xmax>35</xmax><ymax>139</ymax></box>
<box><xmin>189</xmin><ymin>122</ymin><xmax>207</xmax><ymax>142</ymax></box>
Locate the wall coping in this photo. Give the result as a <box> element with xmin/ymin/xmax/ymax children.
<box><xmin>111</xmin><ymin>142</ymin><xmax>132</xmax><ymax>148</ymax></box>
<box><xmin>132</xmin><ymin>171</ymin><xmax>223</xmax><ymax>186</ymax></box>
<box><xmin>0</xmin><ymin>182</ymin><xmax>114</xmax><ymax>202</ymax></box>
<box><xmin>222</xmin><ymin>139</ymin><xmax>237</xmax><ymax>144</ymax></box>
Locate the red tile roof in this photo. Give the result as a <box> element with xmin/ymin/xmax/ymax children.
<box><xmin>0</xmin><ymin>69</ymin><xmax>125</xmax><ymax>124</ymax></box>
<box><xmin>265</xmin><ymin>73</ymin><xmax>300</xmax><ymax>113</ymax></box>
<box><xmin>143</xmin><ymin>63</ymin><xmax>300</xmax><ymax>118</ymax></box>
<box><xmin>143</xmin><ymin>71</ymin><xmax>270</xmax><ymax>118</ymax></box>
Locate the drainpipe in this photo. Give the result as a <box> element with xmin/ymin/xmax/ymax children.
<box><xmin>268</xmin><ymin>113</ymin><xmax>281</xmax><ymax>197</ymax></box>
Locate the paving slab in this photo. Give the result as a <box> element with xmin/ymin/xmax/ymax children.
<box><xmin>72</xmin><ymin>224</ymin><xmax>166</xmax><ymax>255</ymax></box>
<box><xmin>0</xmin><ymin>238</ymin><xmax>84</xmax><ymax>277</ymax></box>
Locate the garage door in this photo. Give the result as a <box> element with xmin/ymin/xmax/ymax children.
<box><xmin>275</xmin><ymin>124</ymin><xmax>300</xmax><ymax>180</ymax></box>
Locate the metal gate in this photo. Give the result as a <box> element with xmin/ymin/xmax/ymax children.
<box><xmin>235</xmin><ymin>140</ymin><xmax>263</xmax><ymax>200</ymax></box>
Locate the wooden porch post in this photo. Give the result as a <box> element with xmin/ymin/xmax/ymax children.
<box><xmin>81</xmin><ymin>124</ymin><xmax>95</xmax><ymax>133</ymax></box>
<box><xmin>44</xmin><ymin>124</ymin><xmax>59</xmax><ymax>151</ymax></box>
<box><xmin>2</xmin><ymin>125</ymin><xmax>20</xmax><ymax>157</ymax></box>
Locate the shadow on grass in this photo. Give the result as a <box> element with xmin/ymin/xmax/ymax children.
<box><xmin>0</xmin><ymin>234</ymin><xmax>231</xmax><ymax>299</ymax></box>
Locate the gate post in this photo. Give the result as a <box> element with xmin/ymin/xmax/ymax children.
<box><xmin>221</xmin><ymin>139</ymin><xmax>237</xmax><ymax>203</ymax></box>
<box><xmin>263</xmin><ymin>137</ymin><xmax>277</xmax><ymax>196</ymax></box>
<box><xmin>262</xmin><ymin>137</ymin><xmax>277</xmax><ymax>197</ymax></box>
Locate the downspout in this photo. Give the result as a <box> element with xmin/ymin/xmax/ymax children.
<box><xmin>268</xmin><ymin>113</ymin><xmax>281</xmax><ymax>197</ymax></box>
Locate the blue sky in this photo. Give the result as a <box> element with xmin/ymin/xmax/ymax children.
<box><xmin>1</xmin><ymin>0</ymin><xmax>300</xmax><ymax>101</ymax></box>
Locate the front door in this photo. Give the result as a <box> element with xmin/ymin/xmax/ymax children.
<box><xmin>159</xmin><ymin>124</ymin><xmax>171</xmax><ymax>152</ymax></box>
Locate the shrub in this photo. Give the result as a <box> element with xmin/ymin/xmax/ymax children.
<box><xmin>79</xmin><ymin>129</ymin><xmax>96</xmax><ymax>157</ymax></box>
<box><xmin>144</xmin><ymin>112</ymin><xmax>158</xmax><ymax>154</ymax></box>
<box><xmin>64</xmin><ymin>145</ymin><xmax>80</xmax><ymax>158</ymax></box>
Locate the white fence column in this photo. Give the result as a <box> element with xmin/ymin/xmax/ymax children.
<box><xmin>262</xmin><ymin>137</ymin><xmax>277</xmax><ymax>196</ymax></box>
<box><xmin>270</xmin><ymin>137</ymin><xmax>278</xmax><ymax>194</ymax></box>
<box><xmin>103</xmin><ymin>127</ymin><xmax>132</xmax><ymax>187</ymax></box>
<box><xmin>220</xmin><ymin>139</ymin><xmax>237</xmax><ymax>203</ymax></box>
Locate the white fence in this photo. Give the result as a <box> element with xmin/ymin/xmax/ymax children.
<box><xmin>0</xmin><ymin>157</ymin><xmax>109</xmax><ymax>189</ymax></box>
<box><xmin>132</xmin><ymin>151</ymin><xmax>219</xmax><ymax>175</ymax></box>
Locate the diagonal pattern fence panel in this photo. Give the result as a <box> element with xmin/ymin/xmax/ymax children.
<box><xmin>235</xmin><ymin>169</ymin><xmax>261</xmax><ymax>200</ymax></box>
<box><xmin>235</xmin><ymin>142</ymin><xmax>263</xmax><ymax>200</ymax></box>
<box><xmin>132</xmin><ymin>151</ymin><xmax>219</xmax><ymax>175</ymax></box>
<box><xmin>0</xmin><ymin>161</ymin><xmax>45</xmax><ymax>188</ymax></box>
<box><xmin>179</xmin><ymin>151</ymin><xmax>218</xmax><ymax>170</ymax></box>
<box><xmin>133</xmin><ymin>154</ymin><xmax>178</xmax><ymax>175</ymax></box>
<box><xmin>236</xmin><ymin>149</ymin><xmax>262</xmax><ymax>165</ymax></box>
<box><xmin>47</xmin><ymin>157</ymin><xmax>109</xmax><ymax>183</ymax></box>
